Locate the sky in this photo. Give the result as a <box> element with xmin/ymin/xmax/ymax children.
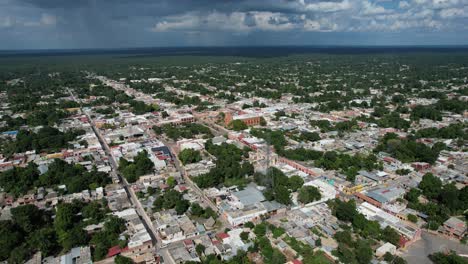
<box><xmin>0</xmin><ymin>0</ymin><xmax>467</xmax><ymax>49</ymax></box>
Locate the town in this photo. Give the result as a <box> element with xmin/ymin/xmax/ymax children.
<box><xmin>0</xmin><ymin>52</ymin><xmax>467</xmax><ymax>264</ymax></box>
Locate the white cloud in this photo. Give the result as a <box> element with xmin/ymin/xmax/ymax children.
<box><xmin>0</xmin><ymin>16</ymin><xmax>14</xmax><ymax>28</ymax></box>
<box><xmin>152</xmin><ymin>12</ymin><xmax>249</xmax><ymax>32</ymax></box>
<box><xmin>398</xmin><ymin>1</ymin><xmax>410</xmax><ymax>9</ymax></box>
<box><xmin>361</xmin><ymin>1</ymin><xmax>391</xmax><ymax>15</ymax></box>
<box><xmin>149</xmin><ymin>0</ymin><xmax>467</xmax><ymax>34</ymax></box>
<box><xmin>440</xmin><ymin>7</ymin><xmax>467</xmax><ymax>18</ymax></box>
<box><xmin>40</xmin><ymin>14</ymin><xmax>57</xmax><ymax>26</ymax></box>
<box><xmin>303</xmin><ymin>0</ymin><xmax>352</xmax><ymax>12</ymax></box>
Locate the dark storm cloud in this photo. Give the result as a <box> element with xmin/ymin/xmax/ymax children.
<box><xmin>0</xmin><ymin>0</ymin><xmax>467</xmax><ymax>49</ymax></box>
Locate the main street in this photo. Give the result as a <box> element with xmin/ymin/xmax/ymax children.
<box><xmin>68</xmin><ymin>88</ymin><xmax>161</xmax><ymax>250</ymax></box>
<box><xmin>148</xmin><ymin>126</ymin><xmax>230</xmax><ymax>228</ymax></box>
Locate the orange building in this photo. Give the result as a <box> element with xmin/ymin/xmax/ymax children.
<box><xmin>224</xmin><ymin>111</ymin><xmax>261</xmax><ymax>126</ymax></box>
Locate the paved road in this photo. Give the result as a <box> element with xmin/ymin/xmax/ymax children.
<box><xmin>402</xmin><ymin>231</ymin><xmax>468</xmax><ymax>264</ymax></box>
<box><xmin>156</xmin><ymin>135</ymin><xmax>225</xmax><ymax>223</ymax></box>
<box><xmin>68</xmin><ymin>88</ymin><xmax>160</xmax><ymax>250</ymax></box>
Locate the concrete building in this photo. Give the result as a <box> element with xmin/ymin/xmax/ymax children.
<box><xmin>441</xmin><ymin>217</ymin><xmax>467</xmax><ymax>239</ymax></box>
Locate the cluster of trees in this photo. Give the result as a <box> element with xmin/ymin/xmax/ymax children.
<box><xmin>39</xmin><ymin>159</ymin><xmax>111</xmax><ymax>194</ymax></box>
<box><xmin>411</xmin><ymin>105</ymin><xmax>442</xmax><ymax>121</ymax></box>
<box><xmin>128</xmin><ymin>100</ymin><xmax>156</xmax><ymax>115</ymax></box>
<box><xmin>54</xmin><ymin>200</ymin><xmax>126</xmax><ymax>261</ymax></box>
<box><xmin>0</xmin><ymin>200</ymin><xmax>123</xmax><ymax>263</ymax></box>
<box><xmin>255</xmin><ymin>168</ymin><xmax>291</xmax><ymax>205</ymax></box>
<box><xmin>435</xmin><ymin>99</ymin><xmax>467</xmax><ymax>114</ymax></box>
<box><xmin>413</xmin><ymin>123</ymin><xmax>467</xmax><ymax>140</ymax></box>
<box><xmin>189</xmin><ymin>203</ymin><xmax>217</xmax><ymax>219</ymax></box>
<box><xmin>178</xmin><ymin>148</ymin><xmax>202</xmax><ymax>165</ymax></box>
<box><xmin>250</xmin><ymin>128</ymin><xmax>287</xmax><ymax>152</ymax></box>
<box><xmin>332</xmin><ymin>230</ymin><xmax>374</xmax><ymax>264</ymax></box>
<box><xmin>294</xmin><ymin>131</ymin><xmax>321</xmax><ymax>142</ymax></box>
<box><xmin>193</xmin><ymin>141</ymin><xmax>253</xmax><ymax>188</ymax></box>
<box><xmin>242</xmin><ymin>100</ymin><xmax>268</xmax><ymax>109</ymax></box>
<box><xmin>119</xmin><ymin>150</ymin><xmax>154</xmax><ymax>183</ymax></box>
<box><xmin>310</xmin><ymin>119</ymin><xmax>359</xmax><ymax>133</ymax></box>
<box><xmin>2</xmin><ymin>126</ymin><xmax>84</xmax><ymax>156</ymax></box>
<box><xmin>297</xmin><ymin>185</ymin><xmax>322</xmax><ymax>204</ymax></box>
<box><xmin>409</xmin><ymin>99</ymin><xmax>468</xmax><ymax>122</ymax></box>
<box><xmin>376</xmin><ymin>112</ymin><xmax>411</xmax><ymax>130</ymax></box>
<box><xmin>251</xmin><ymin>222</ymin><xmax>331</xmax><ymax>264</ymax></box>
<box><xmin>229</xmin><ymin>120</ymin><xmax>248</xmax><ymax>131</ymax></box>
<box><xmin>153</xmin><ymin>123</ymin><xmax>213</xmax><ymax>140</ymax></box>
<box><xmin>251</xmin><ymin>222</ymin><xmax>286</xmax><ymax>264</ymax></box>
<box><xmin>153</xmin><ymin>189</ymin><xmax>190</xmax><ymax>215</ymax></box>
<box><xmin>0</xmin><ymin>107</ymin><xmax>70</xmax><ymax>132</ymax></box>
<box><xmin>406</xmin><ymin>173</ymin><xmax>468</xmax><ymax>229</ymax></box>
<box><xmin>374</xmin><ymin>133</ymin><xmax>444</xmax><ymax>164</ymax></box>
<box><xmin>254</xmin><ymin>168</ymin><xmax>315</xmax><ymax>205</ymax></box>
<box><xmin>280</xmin><ymin>147</ymin><xmax>322</xmax><ymax>161</ymax></box>
<box><xmin>429</xmin><ymin>251</ymin><xmax>468</xmax><ymax>264</ymax></box>
<box><xmin>90</xmin><ymin>216</ymin><xmax>127</xmax><ymax>261</ymax></box>
<box><xmin>0</xmin><ymin>204</ymin><xmax>57</xmax><ymax>263</ymax></box>
<box><xmin>330</xmin><ymin>199</ymin><xmax>402</xmax><ymax>246</ymax></box>
<box><xmin>284</xmin><ymin>235</ymin><xmax>330</xmax><ymax>264</ymax></box>
<box><xmin>0</xmin><ymin>160</ymin><xmax>110</xmax><ymax>197</ymax></box>
<box><xmin>314</xmin><ymin>151</ymin><xmax>382</xmax><ymax>182</ymax></box>
<box><xmin>0</xmin><ymin>163</ymin><xmax>40</xmax><ymax>197</ymax></box>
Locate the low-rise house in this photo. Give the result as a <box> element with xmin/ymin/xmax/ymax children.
<box><xmin>376</xmin><ymin>242</ymin><xmax>397</xmax><ymax>257</ymax></box>
<box><xmin>440</xmin><ymin>217</ymin><xmax>467</xmax><ymax>239</ymax></box>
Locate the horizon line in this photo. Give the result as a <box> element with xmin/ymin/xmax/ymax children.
<box><xmin>1</xmin><ymin>44</ymin><xmax>468</xmax><ymax>52</ymax></box>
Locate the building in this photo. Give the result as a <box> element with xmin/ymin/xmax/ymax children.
<box><xmin>358</xmin><ymin>202</ymin><xmax>421</xmax><ymax>247</ymax></box>
<box><xmin>224</xmin><ymin>111</ymin><xmax>261</xmax><ymax>126</ymax></box>
<box><xmin>365</xmin><ymin>186</ymin><xmax>405</xmax><ymax>205</ymax></box>
<box><xmin>440</xmin><ymin>217</ymin><xmax>467</xmax><ymax>239</ymax></box>
<box><xmin>376</xmin><ymin>242</ymin><xmax>396</xmax><ymax>257</ymax></box>
<box><xmin>59</xmin><ymin>246</ymin><xmax>92</xmax><ymax>264</ymax></box>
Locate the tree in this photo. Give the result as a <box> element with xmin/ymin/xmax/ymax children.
<box><xmin>28</xmin><ymin>227</ymin><xmax>59</xmax><ymax>256</ymax></box>
<box><xmin>166</xmin><ymin>176</ymin><xmax>176</xmax><ymax>188</ymax></box>
<box><xmin>190</xmin><ymin>203</ymin><xmax>204</xmax><ymax>216</ymax></box>
<box><xmin>178</xmin><ymin>148</ymin><xmax>202</xmax><ymax>165</ymax></box>
<box><xmin>8</xmin><ymin>244</ymin><xmax>30</xmax><ymax>264</ymax></box>
<box><xmin>0</xmin><ymin>221</ymin><xmax>23</xmax><ymax>261</ymax></box>
<box><xmin>288</xmin><ymin>175</ymin><xmax>304</xmax><ymax>191</ymax></box>
<box><xmin>315</xmin><ymin>238</ymin><xmax>322</xmax><ymax>247</ymax></box>
<box><xmin>175</xmin><ymin>199</ymin><xmax>190</xmax><ymax>215</ymax></box>
<box><xmin>11</xmin><ymin>204</ymin><xmax>44</xmax><ymax>233</ymax></box>
<box><xmin>384</xmin><ymin>252</ymin><xmax>407</xmax><ymax>264</ymax></box>
<box><xmin>240</xmin><ymin>231</ymin><xmax>249</xmax><ymax>242</ymax></box>
<box><xmin>334</xmin><ymin>230</ymin><xmax>353</xmax><ymax>246</ymax></box>
<box><xmin>440</xmin><ymin>183</ymin><xmax>461</xmax><ymax>212</ymax></box>
<box><xmin>254</xmin><ymin>223</ymin><xmax>267</xmax><ymax>237</ymax></box>
<box><xmin>297</xmin><ymin>186</ymin><xmax>321</xmax><ymax>204</ymax></box>
<box><xmin>119</xmin><ymin>151</ymin><xmax>154</xmax><ymax>183</ymax></box>
<box><xmin>334</xmin><ymin>243</ymin><xmax>356</xmax><ymax>264</ymax></box>
<box><xmin>429</xmin><ymin>251</ymin><xmax>468</xmax><ymax>264</ymax></box>
<box><xmin>405</xmin><ymin>188</ymin><xmax>421</xmax><ymax>203</ymax></box>
<box><xmin>419</xmin><ymin>173</ymin><xmax>442</xmax><ymax>199</ymax></box>
<box><xmin>334</xmin><ymin>199</ymin><xmax>357</xmax><ymax>222</ymax></box>
<box><xmin>115</xmin><ymin>255</ymin><xmax>133</xmax><ymax>264</ymax></box>
<box><xmin>195</xmin><ymin>244</ymin><xmax>206</xmax><ymax>256</ymax></box>
<box><xmin>274</xmin><ymin>185</ymin><xmax>291</xmax><ymax>205</ymax></box>
<box><xmin>229</xmin><ymin>120</ymin><xmax>248</xmax><ymax>131</ymax></box>
<box><xmin>355</xmin><ymin>240</ymin><xmax>373</xmax><ymax>264</ymax></box>
<box><xmin>381</xmin><ymin>226</ymin><xmax>401</xmax><ymax>246</ymax></box>
<box><xmin>300</xmin><ymin>131</ymin><xmax>321</xmax><ymax>142</ymax></box>
<box><xmin>407</xmin><ymin>214</ymin><xmax>418</xmax><ymax>223</ymax></box>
